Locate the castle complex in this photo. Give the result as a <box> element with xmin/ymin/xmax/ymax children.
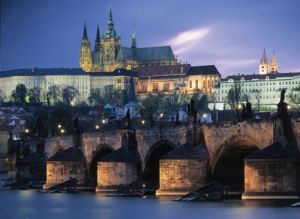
<box><xmin>79</xmin><ymin>9</ymin><xmax>177</xmax><ymax>72</ymax></box>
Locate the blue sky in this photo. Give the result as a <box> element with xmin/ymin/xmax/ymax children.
<box><xmin>1</xmin><ymin>0</ymin><xmax>300</xmax><ymax>76</ymax></box>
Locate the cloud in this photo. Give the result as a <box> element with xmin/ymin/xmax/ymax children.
<box><xmin>164</xmin><ymin>27</ymin><xmax>211</xmax><ymax>54</ymax></box>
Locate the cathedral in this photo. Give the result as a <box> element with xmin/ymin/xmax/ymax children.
<box><xmin>79</xmin><ymin>9</ymin><xmax>178</xmax><ymax>72</ymax></box>
<box><xmin>259</xmin><ymin>49</ymin><xmax>279</xmax><ymax>74</ymax></box>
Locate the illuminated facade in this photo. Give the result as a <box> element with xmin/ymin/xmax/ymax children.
<box><xmin>79</xmin><ymin>9</ymin><xmax>178</xmax><ymax>72</ymax></box>
<box><xmin>213</xmin><ymin>72</ymin><xmax>300</xmax><ymax>110</ymax></box>
<box><xmin>259</xmin><ymin>49</ymin><xmax>279</xmax><ymax>74</ymax></box>
<box><xmin>0</xmin><ymin>68</ymin><xmax>138</xmax><ymax>104</ymax></box>
<box><xmin>136</xmin><ymin>64</ymin><xmax>220</xmax><ymax>96</ymax></box>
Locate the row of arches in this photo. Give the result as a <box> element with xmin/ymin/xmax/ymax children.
<box><xmin>85</xmin><ymin>139</ymin><xmax>261</xmax><ymax>190</ymax></box>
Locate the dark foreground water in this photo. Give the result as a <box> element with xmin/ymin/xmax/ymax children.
<box><xmin>0</xmin><ymin>190</ymin><xmax>299</xmax><ymax>219</ymax></box>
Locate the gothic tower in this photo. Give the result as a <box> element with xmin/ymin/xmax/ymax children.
<box><xmin>92</xmin><ymin>25</ymin><xmax>102</xmax><ymax>72</ymax></box>
<box><xmin>101</xmin><ymin>8</ymin><xmax>122</xmax><ymax>72</ymax></box>
<box><xmin>79</xmin><ymin>23</ymin><xmax>93</xmax><ymax>72</ymax></box>
<box><xmin>269</xmin><ymin>50</ymin><xmax>279</xmax><ymax>73</ymax></box>
<box><xmin>131</xmin><ymin>25</ymin><xmax>137</xmax><ymax>50</ymax></box>
<box><xmin>259</xmin><ymin>48</ymin><xmax>269</xmax><ymax>75</ymax></box>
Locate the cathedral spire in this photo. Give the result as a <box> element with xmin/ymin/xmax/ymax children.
<box><xmin>260</xmin><ymin>48</ymin><xmax>268</xmax><ymax>64</ymax></box>
<box><xmin>82</xmin><ymin>22</ymin><xmax>88</xmax><ymax>40</ymax></box>
<box><xmin>107</xmin><ymin>7</ymin><xmax>116</xmax><ymax>36</ymax></box>
<box><xmin>131</xmin><ymin>22</ymin><xmax>137</xmax><ymax>49</ymax></box>
<box><xmin>95</xmin><ymin>24</ymin><xmax>100</xmax><ymax>43</ymax></box>
<box><xmin>271</xmin><ymin>50</ymin><xmax>277</xmax><ymax>64</ymax></box>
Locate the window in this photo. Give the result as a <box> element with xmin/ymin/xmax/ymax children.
<box><xmin>195</xmin><ymin>80</ymin><xmax>198</xmax><ymax>89</ymax></box>
<box><xmin>117</xmin><ymin>79</ymin><xmax>121</xmax><ymax>83</ymax></box>
<box><xmin>152</xmin><ymin>84</ymin><xmax>158</xmax><ymax>92</ymax></box>
<box><xmin>190</xmin><ymin>80</ymin><xmax>192</xmax><ymax>88</ymax></box>
<box><xmin>163</xmin><ymin>83</ymin><xmax>170</xmax><ymax>92</ymax></box>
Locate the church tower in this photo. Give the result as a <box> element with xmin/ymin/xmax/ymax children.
<box><xmin>101</xmin><ymin>8</ymin><xmax>122</xmax><ymax>72</ymax></box>
<box><xmin>269</xmin><ymin>50</ymin><xmax>279</xmax><ymax>73</ymax></box>
<box><xmin>92</xmin><ymin>25</ymin><xmax>102</xmax><ymax>72</ymax></box>
<box><xmin>259</xmin><ymin>48</ymin><xmax>269</xmax><ymax>75</ymax></box>
<box><xmin>79</xmin><ymin>23</ymin><xmax>93</xmax><ymax>72</ymax></box>
<box><xmin>131</xmin><ymin>25</ymin><xmax>137</xmax><ymax>50</ymax></box>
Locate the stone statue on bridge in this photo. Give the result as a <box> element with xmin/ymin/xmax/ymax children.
<box><xmin>73</xmin><ymin>117</ymin><xmax>82</xmax><ymax>149</ymax></box>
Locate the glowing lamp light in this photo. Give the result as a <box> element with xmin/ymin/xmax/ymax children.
<box><xmin>238</xmin><ymin>104</ymin><xmax>242</xmax><ymax>110</ymax></box>
<box><xmin>58</xmin><ymin>124</ymin><xmax>62</xmax><ymax>129</ymax></box>
<box><xmin>25</xmin><ymin>129</ymin><xmax>29</xmax><ymax>134</ymax></box>
<box><xmin>101</xmin><ymin>119</ymin><xmax>106</xmax><ymax>124</ymax></box>
<box><xmin>203</xmin><ymin>114</ymin><xmax>207</xmax><ymax>118</ymax></box>
<box><xmin>141</xmin><ymin>120</ymin><xmax>145</xmax><ymax>125</ymax></box>
<box><xmin>287</xmin><ymin>105</ymin><xmax>291</xmax><ymax>110</ymax></box>
<box><xmin>95</xmin><ymin>125</ymin><xmax>100</xmax><ymax>130</ymax></box>
<box><xmin>160</xmin><ymin>113</ymin><xmax>164</xmax><ymax>118</ymax></box>
<box><xmin>60</xmin><ymin>129</ymin><xmax>65</xmax><ymax>134</ymax></box>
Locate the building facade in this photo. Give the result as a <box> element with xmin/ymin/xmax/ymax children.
<box><xmin>0</xmin><ymin>68</ymin><xmax>138</xmax><ymax>104</ymax></box>
<box><xmin>136</xmin><ymin>64</ymin><xmax>220</xmax><ymax>96</ymax></box>
<box><xmin>213</xmin><ymin>72</ymin><xmax>300</xmax><ymax>110</ymax></box>
<box><xmin>79</xmin><ymin>9</ymin><xmax>178</xmax><ymax>72</ymax></box>
<box><xmin>259</xmin><ymin>49</ymin><xmax>279</xmax><ymax>74</ymax></box>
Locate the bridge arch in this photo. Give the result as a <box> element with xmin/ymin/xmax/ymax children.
<box><xmin>88</xmin><ymin>144</ymin><xmax>114</xmax><ymax>184</ymax></box>
<box><xmin>211</xmin><ymin>136</ymin><xmax>260</xmax><ymax>191</ymax></box>
<box><xmin>142</xmin><ymin>140</ymin><xmax>175</xmax><ymax>188</ymax></box>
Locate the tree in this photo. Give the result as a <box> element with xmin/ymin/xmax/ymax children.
<box><xmin>0</xmin><ymin>89</ymin><xmax>5</xmax><ymax>103</ymax></box>
<box><xmin>139</xmin><ymin>94</ymin><xmax>163</xmax><ymax>126</ymax></box>
<box><xmin>62</xmin><ymin>86</ymin><xmax>79</xmax><ymax>105</ymax></box>
<box><xmin>288</xmin><ymin>86</ymin><xmax>300</xmax><ymax>110</ymax></box>
<box><xmin>88</xmin><ymin>88</ymin><xmax>104</xmax><ymax>106</ymax></box>
<box><xmin>227</xmin><ymin>81</ymin><xmax>241</xmax><ymax>119</ymax></box>
<box><xmin>102</xmin><ymin>85</ymin><xmax>124</xmax><ymax>105</ymax></box>
<box><xmin>161</xmin><ymin>92</ymin><xmax>179</xmax><ymax>114</ymax></box>
<box><xmin>28</xmin><ymin>87</ymin><xmax>41</xmax><ymax>103</ymax></box>
<box><xmin>250</xmin><ymin>89</ymin><xmax>261</xmax><ymax>111</ymax></box>
<box><xmin>12</xmin><ymin>84</ymin><xmax>27</xmax><ymax>104</ymax></box>
<box><xmin>47</xmin><ymin>85</ymin><xmax>61</xmax><ymax>104</ymax></box>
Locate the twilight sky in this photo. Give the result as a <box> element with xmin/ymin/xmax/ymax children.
<box><xmin>1</xmin><ymin>0</ymin><xmax>300</xmax><ymax>76</ymax></box>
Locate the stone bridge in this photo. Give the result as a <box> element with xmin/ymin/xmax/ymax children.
<box><xmin>44</xmin><ymin>118</ymin><xmax>300</xmax><ymax>176</ymax></box>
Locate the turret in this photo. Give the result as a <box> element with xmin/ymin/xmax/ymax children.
<box><xmin>92</xmin><ymin>25</ymin><xmax>102</xmax><ymax>71</ymax></box>
<box><xmin>269</xmin><ymin>50</ymin><xmax>279</xmax><ymax>73</ymax></box>
<box><xmin>259</xmin><ymin>48</ymin><xmax>269</xmax><ymax>74</ymax></box>
<box><xmin>131</xmin><ymin>24</ymin><xmax>137</xmax><ymax>50</ymax></box>
<box><xmin>79</xmin><ymin>22</ymin><xmax>93</xmax><ymax>72</ymax></box>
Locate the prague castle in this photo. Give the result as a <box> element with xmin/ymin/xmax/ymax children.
<box><xmin>79</xmin><ymin>8</ymin><xmax>178</xmax><ymax>72</ymax></box>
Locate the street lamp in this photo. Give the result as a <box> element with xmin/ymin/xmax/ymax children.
<box><xmin>60</xmin><ymin>129</ymin><xmax>65</xmax><ymax>134</ymax></box>
<box><xmin>95</xmin><ymin>125</ymin><xmax>100</xmax><ymax>130</ymax></box>
<box><xmin>58</xmin><ymin>124</ymin><xmax>62</xmax><ymax>129</ymax></box>
<box><xmin>101</xmin><ymin>119</ymin><xmax>106</xmax><ymax>124</ymax></box>
<box><xmin>141</xmin><ymin>120</ymin><xmax>145</xmax><ymax>125</ymax></box>
<box><xmin>160</xmin><ymin>113</ymin><xmax>164</xmax><ymax>118</ymax></box>
<box><xmin>25</xmin><ymin>129</ymin><xmax>30</xmax><ymax>134</ymax></box>
<box><xmin>287</xmin><ymin>105</ymin><xmax>291</xmax><ymax>110</ymax></box>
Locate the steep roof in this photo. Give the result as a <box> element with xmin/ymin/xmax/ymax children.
<box><xmin>222</xmin><ymin>72</ymin><xmax>300</xmax><ymax>81</ymax></box>
<box><xmin>187</xmin><ymin>65</ymin><xmax>220</xmax><ymax>76</ymax></box>
<box><xmin>245</xmin><ymin>142</ymin><xmax>300</xmax><ymax>160</ymax></box>
<box><xmin>0</xmin><ymin>68</ymin><xmax>86</xmax><ymax>77</ymax></box>
<box><xmin>116</xmin><ymin>47</ymin><xmax>134</xmax><ymax>61</ymax></box>
<box><xmin>136</xmin><ymin>64</ymin><xmax>190</xmax><ymax>77</ymax></box>
<box><xmin>162</xmin><ymin>144</ymin><xmax>210</xmax><ymax>160</ymax></box>
<box><xmin>99</xmin><ymin>147</ymin><xmax>140</xmax><ymax>163</ymax></box>
<box><xmin>48</xmin><ymin>147</ymin><xmax>86</xmax><ymax>162</ymax></box>
<box><xmin>135</xmin><ymin>46</ymin><xmax>176</xmax><ymax>61</ymax></box>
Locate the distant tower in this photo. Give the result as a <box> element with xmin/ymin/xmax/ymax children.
<box><xmin>101</xmin><ymin>8</ymin><xmax>122</xmax><ymax>72</ymax></box>
<box><xmin>131</xmin><ymin>24</ymin><xmax>137</xmax><ymax>50</ymax></box>
<box><xmin>269</xmin><ymin>50</ymin><xmax>279</xmax><ymax>73</ymax></box>
<box><xmin>92</xmin><ymin>25</ymin><xmax>102</xmax><ymax>71</ymax></box>
<box><xmin>259</xmin><ymin>48</ymin><xmax>269</xmax><ymax>75</ymax></box>
<box><xmin>79</xmin><ymin>23</ymin><xmax>93</xmax><ymax>72</ymax></box>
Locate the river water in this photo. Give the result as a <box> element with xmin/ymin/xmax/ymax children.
<box><xmin>0</xmin><ymin>190</ymin><xmax>299</xmax><ymax>219</ymax></box>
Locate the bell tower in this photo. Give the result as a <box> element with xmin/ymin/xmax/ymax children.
<box><xmin>101</xmin><ymin>8</ymin><xmax>122</xmax><ymax>72</ymax></box>
<box><xmin>79</xmin><ymin>23</ymin><xmax>93</xmax><ymax>72</ymax></box>
<box><xmin>269</xmin><ymin>50</ymin><xmax>279</xmax><ymax>73</ymax></box>
<box><xmin>259</xmin><ymin>48</ymin><xmax>269</xmax><ymax>75</ymax></box>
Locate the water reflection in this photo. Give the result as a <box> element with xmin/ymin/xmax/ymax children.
<box><xmin>0</xmin><ymin>190</ymin><xmax>299</xmax><ymax>219</ymax></box>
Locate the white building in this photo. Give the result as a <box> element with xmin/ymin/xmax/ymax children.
<box><xmin>213</xmin><ymin>72</ymin><xmax>300</xmax><ymax>110</ymax></box>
